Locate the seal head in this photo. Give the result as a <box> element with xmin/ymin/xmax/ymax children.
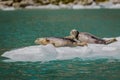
<box><xmin>70</xmin><ymin>29</ymin><xmax>79</xmax><ymax>39</ymax></box>
<box><xmin>35</xmin><ymin>38</ymin><xmax>50</xmax><ymax>45</ymax></box>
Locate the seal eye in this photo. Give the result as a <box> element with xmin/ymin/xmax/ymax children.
<box><xmin>45</xmin><ymin>39</ymin><xmax>50</xmax><ymax>43</ymax></box>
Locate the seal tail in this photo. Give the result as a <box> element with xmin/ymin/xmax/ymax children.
<box><xmin>105</xmin><ymin>38</ymin><xmax>117</xmax><ymax>44</ymax></box>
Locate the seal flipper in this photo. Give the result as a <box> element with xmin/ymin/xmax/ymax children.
<box><xmin>74</xmin><ymin>42</ymin><xmax>88</xmax><ymax>46</ymax></box>
<box><xmin>105</xmin><ymin>38</ymin><xmax>117</xmax><ymax>44</ymax></box>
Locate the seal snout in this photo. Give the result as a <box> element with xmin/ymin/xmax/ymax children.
<box><xmin>35</xmin><ymin>38</ymin><xmax>48</xmax><ymax>45</ymax></box>
<box><xmin>34</xmin><ymin>38</ymin><xmax>43</xmax><ymax>44</ymax></box>
<box><xmin>34</xmin><ymin>38</ymin><xmax>39</xmax><ymax>44</ymax></box>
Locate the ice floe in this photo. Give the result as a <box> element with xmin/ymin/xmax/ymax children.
<box><xmin>1</xmin><ymin>37</ymin><xmax>120</xmax><ymax>62</ymax></box>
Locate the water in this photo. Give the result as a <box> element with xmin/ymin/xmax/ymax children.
<box><xmin>0</xmin><ymin>9</ymin><xmax>120</xmax><ymax>80</ymax></box>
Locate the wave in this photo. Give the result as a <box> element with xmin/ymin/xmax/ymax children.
<box><xmin>1</xmin><ymin>37</ymin><xmax>120</xmax><ymax>62</ymax></box>
<box><xmin>0</xmin><ymin>7</ymin><xmax>15</xmax><ymax>11</ymax></box>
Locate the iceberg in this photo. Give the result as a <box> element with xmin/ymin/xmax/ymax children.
<box><xmin>1</xmin><ymin>37</ymin><xmax>120</xmax><ymax>62</ymax></box>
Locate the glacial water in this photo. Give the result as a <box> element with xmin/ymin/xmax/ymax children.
<box><xmin>0</xmin><ymin>9</ymin><xmax>120</xmax><ymax>80</ymax></box>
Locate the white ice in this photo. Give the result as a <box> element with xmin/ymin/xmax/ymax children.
<box><xmin>1</xmin><ymin>37</ymin><xmax>120</xmax><ymax>62</ymax></box>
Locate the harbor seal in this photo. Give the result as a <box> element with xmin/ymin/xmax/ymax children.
<box><xmin>65</xmin><ymin>29</ymin><xmax>117</xmax><ymax>44</ymax></box>
<box><xmin>35</xmin><ymin>37</ymin><xmax>87</xmax><ymax>47</ymax></box>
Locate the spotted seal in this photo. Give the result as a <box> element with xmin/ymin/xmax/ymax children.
<box><xmin>35</xmin><ymin>37</ymin><xmax>87</xmax><ymax>47</ymax></box>
<box><xmin>65</xmin><ymin>29</ymin><xmax>117</xmax><ymax>44</ymax></box>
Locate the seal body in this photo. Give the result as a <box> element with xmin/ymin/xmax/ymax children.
<box><xmin>35</xmin><ymin>37</ymin><xmax>87</xmax><ymax>47</ymax></box>
<box><xmin>66</xmin><ymin>29</ymin><xmax>117</xmax><ymax>44</ymax></box>
<box><xmin>78</xmin><ymin>32</ymin><xmax>106</xmax><ymax>44</ymax></box>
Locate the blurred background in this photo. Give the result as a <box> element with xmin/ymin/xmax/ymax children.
<box><xmin>0</xmin><ymin>0</ymin><xmax>120</xmax><ymax>80</ymax></box>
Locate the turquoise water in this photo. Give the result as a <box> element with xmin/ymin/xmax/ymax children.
<box><xmin>0</xmin><ymin>9</ymin><xmax>120</xmax><ymax>80</ymax></box>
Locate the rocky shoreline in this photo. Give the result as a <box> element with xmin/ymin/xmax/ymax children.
<box><xmin>0</xmin><ymin>0</ymin><xmax>120</xmax><ymax>10</ymax></box>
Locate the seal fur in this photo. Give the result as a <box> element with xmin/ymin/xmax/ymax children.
<box><xmin>65</xmin><ymin>29</ymin><xmax>117</xmax><ymax>44</ymax></box>
<box><xmin>35</xmin><ymin>37</ymin><xmax>87</xmax><ymax>47</ymax></box>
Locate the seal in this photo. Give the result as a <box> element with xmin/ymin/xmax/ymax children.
<box><xmin>65</xmin><ymin>29</ymin><xmax>117</xmax><ymax>44</ymax></box>
<box><xmin>35</xmin><ymin>37</ymin><xmax>87</xmax><ymax>47</ymax></box>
